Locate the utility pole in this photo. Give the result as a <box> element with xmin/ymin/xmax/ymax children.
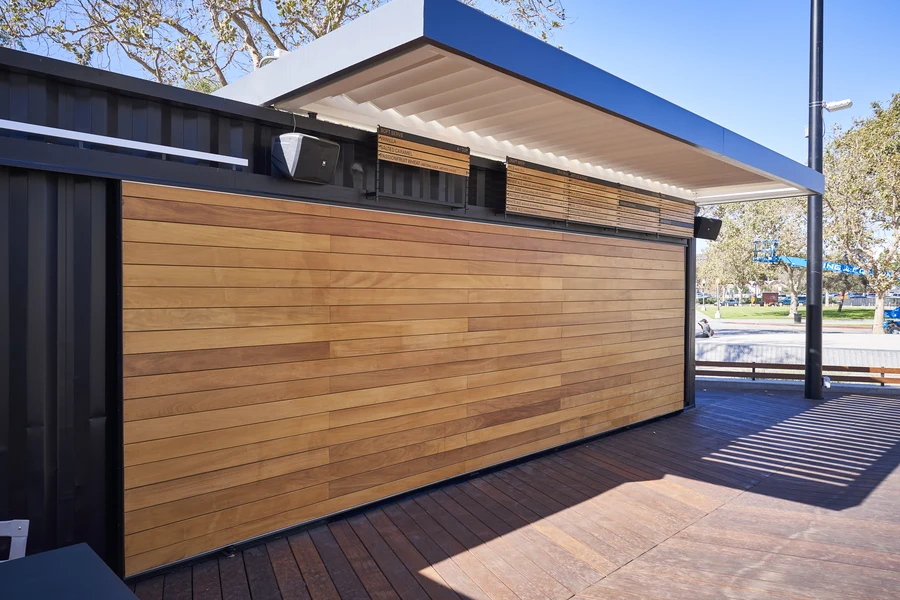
<box><xmin>805</xmin><ymin>0</ymin><xmax>824</xmax><ymax>399</ymax></box>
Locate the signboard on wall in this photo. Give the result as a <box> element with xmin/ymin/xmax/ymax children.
<box><xmin>505</xmin><ymin>158</ymin><xmax>569</xmax><ymax>221</ymax></box>
<box><xmin>505</xmin><ymin>157</ymin><xmax>695</xmax><ymax>237</ymax></box>
<box><xmin>376</xmin><ymin>126</ymin><xmax>470</xmax><ymax>207</ymax></box>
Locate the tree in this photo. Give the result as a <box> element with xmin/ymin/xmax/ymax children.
<box><xmin>825</xmin><ymin>93</ymin><xmax>900</xmax><ymax>333</ymax></box>
<box><xmin>697</xmin><ymin>203</ymin><xmax>767</xmax><ymax>305</ymax></box>
<box><xmin>698</xmin><ymin>199</ymin><xmax>807</xmax><ymax>314</ymax></box>
<box><xmin>0</xmin><ymin>0</ymin><xmax>566</xmax><ymax>87</ymax></box>
<box><xmin>823</xmin><ymin>250</ymin><xmax>870</xmax><ymax>312</ymax></box>
<box><xmin>743</xmin><ymin>197</ymin><xmax>808</xmax><ymax>315</ymax></box>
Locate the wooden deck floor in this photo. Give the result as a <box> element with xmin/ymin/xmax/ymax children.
<box><xmin>130</xmin><ymin>388</ymin><xmax>900</xmax><ymax>600</ymax></box>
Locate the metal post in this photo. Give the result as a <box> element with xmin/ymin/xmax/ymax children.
<box><xmin>805</xmin><ymin>0</ymin><xmax>824</xmax><ymax>399</ymax></box>
<box><xmin>684</xmin><ymin>236</ymin><xmax>697</xmax><ymax>409</ymax></box>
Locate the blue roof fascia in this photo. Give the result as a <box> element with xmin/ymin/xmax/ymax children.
<box><xmin>421</xmin><ymin>0</ymin><xmax>824</xmax><ymax>194</ymax></box>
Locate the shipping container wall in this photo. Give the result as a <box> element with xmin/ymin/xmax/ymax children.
<box><xmin>121</xmin><ymin>182</ymin><xmax>685</xmax><ymax>575</ymax></box>
<box><xmin>0</xmin><ymin>166</ymin><xmax>120</xmax><ymax>570</ymax></box>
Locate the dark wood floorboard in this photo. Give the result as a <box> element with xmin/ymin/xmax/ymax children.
<box><xmin>131</xmin><ymin>389</ymin><xmax>900</xmax><ymax>600</ymax></box>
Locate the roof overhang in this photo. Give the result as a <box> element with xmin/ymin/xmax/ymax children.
<box><xmin>215</xmin><ymin>0</ymin><xmax>824</xmax><ymax>204</ymax></box>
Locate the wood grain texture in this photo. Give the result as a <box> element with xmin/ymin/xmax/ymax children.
<box><xmin>121</xmin><ymin>181</ymin><xmax>686</xmax><ymax>575</ymax></box>
<box><xmin>505</xmin><ymin>158</ymin><xmax>695</xmax><ymax>237</ymax></box>
<box><xmin>132</xmin><ymin>389</ymin><xmax>900</xmax><ymax>600</ymax></box>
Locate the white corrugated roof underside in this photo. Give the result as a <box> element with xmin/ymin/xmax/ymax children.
<box><xmin>276</xmin><ymin>45</ymin><xmax>794</xmax><ymax>204</ymax></box>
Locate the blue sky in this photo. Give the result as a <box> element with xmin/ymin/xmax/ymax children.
<box><xmin>21</xmin><ymin>0</ymin><xmax>897</xmax><ymax>166</ymax></box>
<box><xmin>551</xmin><ymin>0</ymin><xmax>899</xmax><ymax>165</ymax></box>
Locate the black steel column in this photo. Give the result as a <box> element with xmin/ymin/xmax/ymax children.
<box><xmin>684</xmin><ymin>236</ymin><xmax>697</xmax><ymax>409</ymax></box>
<box><xmin>805</xmin><ymin>0</ymin><xmax>824</xmax><ymax>399</ymax></box>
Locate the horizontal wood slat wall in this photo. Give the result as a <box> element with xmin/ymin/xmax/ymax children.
<box><xmin>506</xmin><ymin>158</ymin><xmax>696</xmax><ymax>237</ymax></box>
<box><xmin>121</xmin><ymin>181</ymin><xmax>686</xmax><ymax>575</ymax></box>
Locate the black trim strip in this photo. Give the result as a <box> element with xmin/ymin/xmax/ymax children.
<box><xmin>619</xmin><ymin>199</ymin><xmax>660</xmax><ymax>213</ymax></box>
<box><xmin>107</xmin><ymin>179</ymin><xmax>126</xmax><ymax>577</ymax></box>
<box><xmin>0</xmin><ymin>137</ymin><xmax>689</xmax><ymax>248</ymax></box>
<box><xmin>684</xmin><ymin>224</ymin><xmax>697</xmax><ymax>409</ymax></box>
<box><xmin>660</xmin><ymin>218</ymin><xmax>693</xmax><ymax>229</ymax></box>
<box><xmin>507</xmin><ymin>156</ymin><xmax>568</xmax><ymax>178</ymax></box>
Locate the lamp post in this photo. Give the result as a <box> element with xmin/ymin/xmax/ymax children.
<box><xmin>805</xmin><ymin>0</ymin><xmax>852</xmax><ymax>400</ymax></box>
<box><xmin>715</xmin><ymin>278</ymin><xmax>721</xmax><ymax>319</ymax></box>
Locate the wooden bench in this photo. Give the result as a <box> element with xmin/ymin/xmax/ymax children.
<box><xmin>696</xmin><ymin>361</ymin><xmax>900</xmax><ymax>386</ymax></box>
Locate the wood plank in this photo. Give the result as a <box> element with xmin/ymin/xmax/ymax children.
<box><xmin>217</xmin><ymin>555</ymin><xmax>252</xmax><ymax>600</ymax></box>
<box><xmin>287</xmin><ymin>531</ymin><xmax>342</xmax><ymax>600</ymax></box>
<box><xmin>121</xmin><ymin>181</ymin><xmax>687</xmax><ymax>576</ymax></box>
<box><xmin>191</xmin><ymin>560</ymin><xmax>223</xmax><ymax>600</ymax></box>
<box><xmin>241</xmin><ymin>545</ymin><xmax>283</xmax><ymax>600</ymax></box>
<box><xmin>265</xmin><ymin>538</ymin><xmax>312</xmax><ymax>600</ymax></box>
<box><xmin>346</xmin><ymin>513</ymin><xmax>430</xmax><ymax>599</ymax></box>
<box><xmin>124</xmin><ymin>318</ymin><xmax>470</xmax><ymax>354</ymax></box>
<box><xmin>364</xmin><ymin>509</ymin><xmax>463</xmax><ymax>600</ymax></box>
<box><xmin>307</xmin><ymin>525</ymin><xmax>371</xmax><ymax>600</ymax></box>
<box><xmin>328</xmin><ymin>520</ymin><xmax>401</xmax><ymax>599</ymax></box>
<box><xmin>162</xmin><ymin>568</ymin><xmax>193</xmax><ymax>600</ymax></box>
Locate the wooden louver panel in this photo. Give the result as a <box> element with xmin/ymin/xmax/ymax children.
<box><xmin>120</xmin><ymin>181</ymin><xmax>686</xmax><ymax>575</ymax></box>
<box><xmin>505</xmin><ymin>158</ymin><xmax>695</xmax><ymax>238</ymax></box>
<box><xmin>376</xmin><ymin>126</ymin><xmax>470</xmax><ymax>207</ymax></box>
<box><xmin>377</xmin><ymin>126</ymin><xmax>470</xmax><ymax>177</ymax></box>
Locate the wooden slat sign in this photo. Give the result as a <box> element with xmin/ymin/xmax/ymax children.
<box><xmin>506</xmin><ymin>158</ymin><xmax>569</xmax><ymax>221</ymax></box>
<box><xmin>377</xmin><ymin>126</ymin><xmax>470</xmax><ymax>177</ymax></box>
<box><xmin>506</xmin><ymin>157</ymin><xmax>695</xmax><ymax>237</ymax></box>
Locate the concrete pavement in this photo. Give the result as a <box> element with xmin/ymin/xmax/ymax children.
<box><xmin>695</xmin><ymin>318</ymin><xmax>900</xmax><ymax>367</ymax></box>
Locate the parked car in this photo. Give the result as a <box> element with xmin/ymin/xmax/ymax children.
<box><xmin>721</xmin><ymin>299</ymin><xmax>739</xmax><ymax>306</ymax></box>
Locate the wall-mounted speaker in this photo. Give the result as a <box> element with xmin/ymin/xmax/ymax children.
<box><xmin>694</xmin><ymin>216</ymin><xmax>722</xmax><ymax>241</ymax></box>
<box><xmin>272</xmin><ymin>133</ymin><xmax>340</xmax><ymax>184</ymax></box>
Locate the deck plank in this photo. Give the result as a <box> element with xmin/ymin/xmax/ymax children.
<box><xmin>307</xmin><ymin>525</ymin><xmax>370</xmax><ymax>600</ymax></box>
<box><xmin>287</xmin><ymin>531</ymin><xmax>341</xmax><ymax>600</ymax></box>
<box><xmin>163</xmin><ymin>568</ymin><xmax>192</xmax><ymax>600</ymax></box>
<box><xmin>218</xmin><ymin>554</ymin><xmax>251</xmax><ymax>600</ymax></box>
<box><xmin>134</xmin><ymin>575</ymin><xmax>165</xmax><ymax>600</ymax></box>
<box><xmin>266</xmin><ymin>538</ymin><xmax>311</xmax><ymax>600</ymax></box>
<box><xmin>142</xmin><ymin>389</ymin><xmax>900</xmax><ymax>600</ymax></box>
<box><xmin>242</xmin><ymin>545</ymin><xmax>284</xmax><ymax>600</ymax></box>
<box><xmin>191</xmin><ymin>560</ymin><xmax>222</xmax><ymax>600</ymax></box>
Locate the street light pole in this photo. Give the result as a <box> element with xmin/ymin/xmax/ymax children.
<box><xmin>805</xmin><ymin>0</ymin><xmax>824</xmax><ymax>399</ymax></box>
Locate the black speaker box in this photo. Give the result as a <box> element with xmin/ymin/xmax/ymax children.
<box><xmin>694</xmin><ymin>216</ymin><xmax>723</xmax><ymax>240</ymax></box>
<box><xmin>272</xmin><ymin>133</ymin><xmax>340</xmax><ymax>184</ymax></box>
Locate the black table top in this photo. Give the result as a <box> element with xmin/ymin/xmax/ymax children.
<box><xmin>0</xmin><ymin>543</ymin><xmax>135</xmax><ymax>599</ymax></box>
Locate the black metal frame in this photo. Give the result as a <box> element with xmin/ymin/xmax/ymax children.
<box><xmin>805</xmin><ymin>0</ymin><xmax>824</xmax><ymax>399</ymax></box>
<box><xmin>107</xmin><ymin>179</ymin><xmax>125</xmax><ymax>577</ymax></box>
<box><xmin>684</xmin><ymin>235</ymin><xmax>697</xmax><ymax>409</ymax></box>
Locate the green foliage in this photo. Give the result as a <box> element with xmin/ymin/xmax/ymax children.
<box><xmin>825</xmin><ymin>93</ymin><xmax>900</xmax><ymax>332</ymax></box>
<box><xmin>0</xmin><ymin>0</ymin><xmax>566</xmax><ymax>85</ymax></box>
<box><xmin>705</xmin><ymin>305</ymin><xmax>874</xmax><ymax>321</ymax></box>
<box><xmin>697</xmin><ymin>197</ymin><xmax>807</xmax><ymax>313</ymax></box>
<box><xmin>184</xmin><ymin>76</ymin><xmax>222</xmax><ymax>93</ymax></box>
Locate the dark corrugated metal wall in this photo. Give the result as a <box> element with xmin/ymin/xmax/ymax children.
<box><xmin>0</xmin><ymin>166</ymin><xmax>120</xmax><ymax>571</ymax></box>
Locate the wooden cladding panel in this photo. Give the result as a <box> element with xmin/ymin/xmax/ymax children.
<box><xmin>377</xmin><ymin>127</ymin><xmax>470</xmax><ymax>177</ymax></box>
<box><xmin>121</xmin><ymin>181</ymin><xmax>686</xmax><ymax>575</ymax></box>
<box><xmin>505</xmin><ymin>159</ymin><xmax>696</xmax><ymax>237</ymax></box>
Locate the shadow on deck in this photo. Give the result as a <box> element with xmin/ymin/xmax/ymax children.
<box><xmin>131</xmin><ymin>388</ymin><xmax>900</xmax><ymax>600</ymax></box>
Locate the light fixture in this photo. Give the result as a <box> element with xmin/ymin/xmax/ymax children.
<box><xmin>823</xmin><ymin>99</ymin><xmax>853</xmax><ymax>112</ymax></box>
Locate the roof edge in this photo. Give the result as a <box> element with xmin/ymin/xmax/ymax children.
<box><xmin>214</xmin><ymin>0</ymin><xmax>426</xmax><ymax>106</ymax></box>
<box><xmin>420</xmin><ymin>0</ymin><xmax>823</xmax><ymax>195</ymax></box>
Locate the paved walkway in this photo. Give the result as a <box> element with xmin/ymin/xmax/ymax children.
<box><xmin>131</xmin><ymin>388</ymin><xmax>900</xmax><ymax>599</ymax></box>
<box><xmin>695</xmin><ymin>321</ymin><xmax>900</xmax><ymax>367</ymax></box>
